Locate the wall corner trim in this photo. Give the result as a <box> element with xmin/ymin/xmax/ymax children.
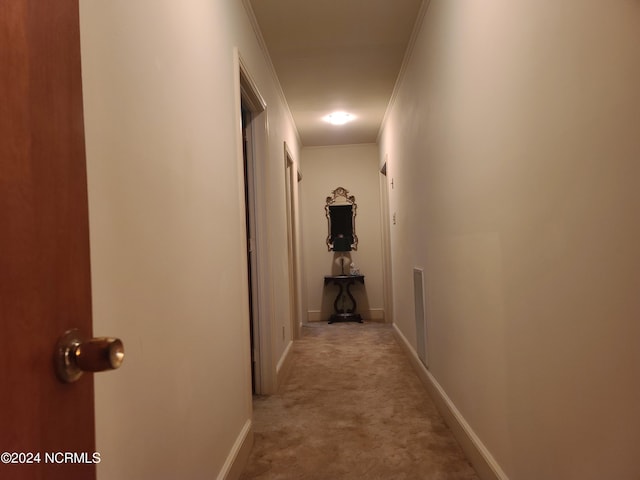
<box><xmin>377</xmin><ymin>0</ymin><xmax>431</xmax><ymax>143</ymax></box>
<box><xmin>217</xmin><ymin>419</ymin><xmax>253</xmax><ymax>480</ymax></box>
<box><xmin>392</xmin><ymin>323</ymin><xmax>509</xmax><ymax>480</ymax></box>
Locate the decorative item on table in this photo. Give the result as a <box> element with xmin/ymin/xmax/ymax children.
<box><xmin>334</xmin><ymin>253</ymin><xmax>350</xmax><ymax>275</ymax></box>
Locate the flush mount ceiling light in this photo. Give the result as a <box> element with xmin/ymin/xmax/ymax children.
<box><xmin>323</xmin><ymin>111</ymin><xmax>355</xmax><ymax>125</ymax></box>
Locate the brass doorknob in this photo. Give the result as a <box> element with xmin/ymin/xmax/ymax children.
<box><xmin>55</xmin><ymin>329</ymin><xmax>124</xmax><ymax>383</ymax></box>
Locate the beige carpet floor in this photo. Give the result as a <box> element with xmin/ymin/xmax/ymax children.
<box><xmin>239</xmin><ymin>321</ymin><xmax>480</xmax><ymax>480</ymax></box>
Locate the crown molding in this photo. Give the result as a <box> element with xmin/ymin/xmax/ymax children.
<box><xmin>241</xmin><ymin>0</ymin><xmax>302</xmax><ymax>148</ymax></box>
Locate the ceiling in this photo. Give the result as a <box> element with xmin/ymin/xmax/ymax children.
<box><xmin>248</xmin><ymin>0</ymin><xmax>424</xmax><ymax>147</ymax></box>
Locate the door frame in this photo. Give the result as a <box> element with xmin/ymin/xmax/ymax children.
<box><xmin>235</xmin><ymin>50</ymin><xmax>275</xmax><ymax>394</ymax></box>
<box><xmin>380</xmin><ymin>158</ymin><xmax>394</xmax><ymax>324</ymax></box>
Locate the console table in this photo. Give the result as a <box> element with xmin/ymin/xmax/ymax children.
<box><xmin>323</xmin><ymin>274</ymin><xmax>365</xmax><ymax>324</ymax></box>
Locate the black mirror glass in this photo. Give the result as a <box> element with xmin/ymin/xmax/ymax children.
<box><xmin>325</xmin><ymin>187</ymin><xmax>357</xmax><ymax>251</ymax></box>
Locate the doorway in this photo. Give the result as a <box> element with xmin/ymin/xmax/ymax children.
<box><xmin>380</xmin><ymin>159</ymin><xmax>394</xmax><ymax>324</ymax></box>
<box><xmin>284</xmin><ymin>143</ymin><xmax>301</xmax><ymax>339</ymax></box>
<box><xmin>238</xmin><ymin>56</ymin><xmax>276</xmax><ymax>394</ymax></box>
<box><xmin>241</xmin><ymin>104</ymin><xmax>258</xmax><ymax>392</ymax></box>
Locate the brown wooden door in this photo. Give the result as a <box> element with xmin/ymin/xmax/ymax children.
<box><xmin>0</xmin><ymin>1</ymin><xmax>96</xmax><ymax>479</ymax></box>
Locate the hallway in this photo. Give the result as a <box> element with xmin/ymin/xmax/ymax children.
<box><xmin>18</xmin><ymin>1</ymin><xmax>635</xmax><ymax>478</ymax></box>
<box><xmin>240</xmin><ymin>322</ymin><xmax>479</xmax><ymax>480</ymax></box>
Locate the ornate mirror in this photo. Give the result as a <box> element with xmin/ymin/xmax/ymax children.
<box><xmin>325</xmin><ymin>187</ymin><xmax>358</xmax><ymax>251</ymax></box>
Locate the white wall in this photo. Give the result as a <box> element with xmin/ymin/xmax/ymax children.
<box><xmin>380</xmin><ymin>1</ymin><xmax>640</xmax><ymax>479</ymax></box>
<box><xmin>301</xmin><ymin>144</ymin><xmax>385</xmax><ymax>322</ymax></box>
<box><xmin>79</xmin><ymin>0</ymin><xmax>300</xmax><ymax>478</ymax></box>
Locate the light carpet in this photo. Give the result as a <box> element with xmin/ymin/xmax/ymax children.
<box><xmin>239</xmin><ymin>321</ymin><xmax>480</xmax><ymax>480</ymax></box>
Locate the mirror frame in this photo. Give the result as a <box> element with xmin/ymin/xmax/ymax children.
<box><xmin>325</xmin><ymin>186</ymin><xmax>358</xmax><ymax>251</ymax></box>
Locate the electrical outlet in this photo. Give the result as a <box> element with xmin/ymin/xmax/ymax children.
<box><xmin>393</xmin><ymin>212</ymin><xmax>397</xmax><ymax>225</ymax></box>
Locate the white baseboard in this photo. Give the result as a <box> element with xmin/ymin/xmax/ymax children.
<box><xmin>217</xmin><ymin>419</ymin><xmax>253</xmax><ymax>480</ymax></box>
<box><xmin>392</xmin><ymin>324</ymin><xmax>509</xmax><ymax>480</ymax></box>
<box><xmin>276</xmin><ymin>340</ymin><xmax>294</xmax><ymax>391</ymax></box>
<box><xmin>307</xmin><ymin>308</ymin><xmax>385</xmax><ymax>322</ymax></box>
